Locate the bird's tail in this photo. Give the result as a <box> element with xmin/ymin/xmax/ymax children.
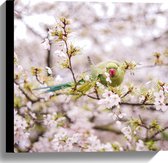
<box><xmin>33</xmin><ymin>82</ymin><xmax>73</xmax><ymax>93</ymax></box>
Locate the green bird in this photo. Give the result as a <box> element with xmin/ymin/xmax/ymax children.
<box><xmin>34</xmin><ymin>61</ymin><xmax>126</xmax><ymax>93</ymax></box>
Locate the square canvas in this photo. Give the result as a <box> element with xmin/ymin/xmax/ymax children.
<box><xmin>11</xmin><ymin>0</ymin><xmax>168</xmax><ymax>152</ymax></box>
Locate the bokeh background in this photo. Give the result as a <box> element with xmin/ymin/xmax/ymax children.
<box><xmin>14</xmin><ymin>1</ymin><xmax>168</xmax><ymax>82</ymax></box>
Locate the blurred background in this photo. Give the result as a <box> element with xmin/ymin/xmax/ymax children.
<box><xmin>14</xmin><ymin>1</ymin><xmax>168</xmax><ymax>82</ymax></box>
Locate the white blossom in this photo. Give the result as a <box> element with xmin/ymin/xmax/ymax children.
<box><xmin>31</xmin><ymin>137</ymin><xmax>53</xmax><ymax>152</ymax></box>
<box><xmin>43</xmin><ymin>112</ymin><xmax>65</xmax><ymax>128</ymax></box>
<box><xmin>41</xmin><ymin>38</ymin><xmax>50</xmax><ymax>50</ymax></box>
<box><xmin>154</xmin><ymin>90</ymin><xmax>165</xmax><ymax>104</ymax></box>
<box><xmin>51</xmin><ymin>128</ymin><xmax>82</xmax><ymax>152</ymax></box>
<box><xmin>98</xmin><ymin>90</ymin><xmax>121</xmax><ymax>109</ymax></box>
<box><xmin>154</xmin><ymin>90</ymin><xmax>167</xmax><ymax>112</ymax></box>
<box><xmin>100</xmin><ymin>143</ymin><xmax>113</xmax><ymax>152</ymax></box>
<box><xmin>45</xmin><ymin>66</ymin><xmax>52</xmax><ymax>75</ymax></box>
<box><xmin>118</xmin><ymin>112</ymin><xmax>126</xmax><ymax>119</ymax></box>
<box><xmin>121</xmin><ymin>126</ymin><xmax>132</xmax><ymax>141</ymax></box>
<box><xmin>136</xmin><ymin>140</ymin><xmax>146</xmax><ymax>151</ymax></box>
<box><xmin>14</xmin><ymin>110</ymin><xmax>28</xmax><ymax>132</ymax></box>
<box><xmin>122</xmin><ymin>86</ymin><xmax>129</xmax><ymax>94</ymax></box>
<box><xmin>155</xmin><ymin>103</ymin><xmax>167</xmax><ymax>112</ymax></box>
<box><xmin>104</xmin><ymin>72</ymin><xmax>112</xmax><ymax>83</ymax></box>
<box><xmin>139</xmin><ymin>95</ymin><xmax>145</xmax><ymax>103</ymax></box>
<box><xmin>108</xmin><ymin>112</ymin><xmax>118</xmax><ymax>120</ymax></box>
<box><xmin>15</xmin><ymin>64</ymin><xmax>24</xmax><ymax>74</ymax></box>
<box><xmin>54</xmin><ymin>50</ymin><xmax>67</xmax><ymax>58</ymax></box>
<box><xmin>85</xmin><ymin>135</ymin><xmax>102</xmax><ymax>152</ymax></box>
<box><xmin>26</xmin><ymin>101</ymin><xmax>32</xmax><ymax>108</ymax></box>
<box><xmin>163</xmin><ymin>85</ymin><xmax>168</xmax><ymax>93</ymax></box>
<box><xmin>116</xmin><ymin>120</ymin><xmax>122</xmax><ymax>126</ymax></box>
<box><xmin>96</xmin><ymin>82</ymin><xmax>105</xmax><ymax>89</ymax></box>
<box><xmin>17</xmin><ymin>65</ymin><xmax>23</xmax><ymax>71</ymax></box>
<box><xmin>14</xmin><ymin>110</ymin><xmax>30</xmax><ymax>149</ymax></box>
<box><xmin>84</xmin><ymin>75</ymin><xmax>90</xmax><ymax>81</ymax></box>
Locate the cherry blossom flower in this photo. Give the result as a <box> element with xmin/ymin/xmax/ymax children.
<box><xmin>118</xmin><ymin>112</ymin><xmax>126</xmax><ymax>119</ymax></box>
<box><xmin>14</xmin><ymin>110</ymin><xmax>30</xmax><ymax>150</ymax></box>
<box><xmin>14</xmin><ymin>110</ymin><xmax>28</xmax><ymax>132</ymax></box>
<box><xmin>108</xmin><ymin>112</ymin><xmax>117</xmax><ymax>120</ymax></box>
<box><xmin>121</xmin><ymin>126</ymin><xmax>132</xmax><ymax>141</ymax></box>
<box><xmin>116</xmin><ymin>120</ymin><xmax>122</xmax><ymax>127</ymax></box>
<box><xmin>104</xmin><ymin>72</ymin><xmax>112</xmax><ymax>83</ymax></box>
<box><xmin>31</xmin><ymin>137</ymin><xmax>53</xmax><ymax>152</ymax></box>
<box><xmin>98</xmin><ymin>90</ymin><xmax>121</xmax><ymax>109</ymax></box>
<box><xmin>26</xmin><ymin>101</ymin><xmax>32</xmax><ymax>108</ymax></box>
<box><xmin>85</xmin><ymin>135</ymin><xmax>102</xmax><ymax>152</ymax></box>
<box><xmin>154</xmin><ymin>90</ymin><xmax>167</xmax><ymax>111</ymax></box>
<box><xmin>54</xmin><ymin>50</ymin><xmax>67</xmax><ymax>58</ymax></box>
<box><xmin>96</xmin><ymin>82</ymin><xmax>105</xmax><ymax>89</ymax></box>
<box><xmin>100</xmin><ymin>143</ymin><xmax>113</xmax><ymax>152</ymax></box>
<box><xmin>45</xmin><ymin>66</ymin><xmax>52</xmax><ymax>75</ymax></box>
<box><xmin>17</xmin><ymin>65</ymin><xmax>23</xmax><ymax>71</ymax></box>
<box><xmin>136</xmin><ymin>140</ymin><xmax>146</xmax><ymax>151</ymax></box>
<box><xmin>155</xmin><ymin>103</ymin><xmax>167</xmax><ymax>112</ymax></box>
<box><xmin>43</xmin><ymin>112</ymin><xmax>66</xmax><ymax>128</ymax></box>
<box><xmin>139</xmin><ymin>95</ymin><xmax>145</xmax><ymax>103</ymax></box>
<box><xmin>154</xmin><ymin>90</ymin><xmax>165</xmax><ymax>104</ymax></box>
<box><xmin>51</xmin><ymin>128</ymin><xmax>82</xmax><ymax>152</ymax></box>
<box><xmin>122</xmin><ymin>86</ymin><xmax>129</xmax><ymax>94</ymax></box>
<box><xmin>41</xmin><ymin>38</ymin><xmax>50</xmax><ymax>50</ymax></box>
<box><xmin>163</xmin><ymin>85</ymin><xmax>168</xmax><ymax>93</ymax></box>
<box><xmin>84</xmin><ymin>75</ymin><xmax>90</xmax><ymax>81</ymax></box>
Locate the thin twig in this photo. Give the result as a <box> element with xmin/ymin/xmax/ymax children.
<box><xmin>135</xmin><ymin>63</ymin><xmax>168</xmax><ymax>70</ymax></box>
<box><xmin>120</xmin><ymin>102</ymin><xmax>168</xmax><ymax>106</ymax></box>
<box><xmin>62</xmin><ymin>21</ymin><xmax>77</xmax><ymax>84</ymax></box>
<box><xmin>35</xmin><ymin>74</ymin><xmax>44</xmax><ymax>85</ymax></box>
<box><xmin>14</xmin><ymin>81</ymin><xmax>42</xmax><ymax>104</ymax></box>
<box><xmin>94</xmin><ymin>86</ymin><xmax>100</xmax><ymax>100</ymax></box>
<box><xmin>121</xmin><ymin>90</ymin><xmax>132</xmax><ymax>98</ymax></box>
<box><xmin>148</xmin><ymin>126</ymin><xmax>168</xmax><ymax>140</ymax></box>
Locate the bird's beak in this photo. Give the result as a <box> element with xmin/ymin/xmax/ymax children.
<box><xmin>109</xmin><ymin>68</ymin><xmax>116</xmax><ymax>77</ymax></box>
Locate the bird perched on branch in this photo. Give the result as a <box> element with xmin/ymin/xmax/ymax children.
<box><xmin>34</xmin><ymin>61</ymin><xmax>126</xmax><ymax>93</ymax></box>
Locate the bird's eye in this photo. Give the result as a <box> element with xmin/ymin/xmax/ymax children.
<box><xmin>109</xmin><ymin>68</ymin><xmax>116</xmax><ymax>77</ymax></box>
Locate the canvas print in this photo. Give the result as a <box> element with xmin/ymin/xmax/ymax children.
<box><xmin>14</xmin><ymin>0</ymin><xmax>168</xmax><ymax>152</ymax></box>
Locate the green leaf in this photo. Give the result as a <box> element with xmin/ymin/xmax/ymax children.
<box><xmin>145</xmin><ymin>140</ymin><xmax>158</xmax><ymax>151</ymax></box>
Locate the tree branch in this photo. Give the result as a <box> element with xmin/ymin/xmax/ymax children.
<box><xmin>93</xmin><ymin>125</ymin><xmax>122</xmax><ymax>135</ymax></box>
<box><xmin>120</xmin><ymin>102</ymin><xmax>168</xmax><ymax>106</ymax></box>
<box><xmin>14</xmin><ymin>81</ymin><xmax>43</xmax><ymax>104</ymax></box>
<box><xmin>135</xmin><ymin>63</ymin><xmax>168</xmax><ymax>70</ymax></box>
<box><xmin>62</xmin><ymin>22</ymin><xmax>77</xmax><ymax>84</ymax></box>
<box><xmin>148</xmin><ymin>126</ymin><xmax>168</xmax><ymax>140</ymax></box>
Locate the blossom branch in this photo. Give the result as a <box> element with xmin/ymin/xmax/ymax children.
<box><xmin>135</xmin><ymin>63</ymin><xmax>168</xmax><ymax>70</ymax></box>
<box><xmin>62</xmin><ymin>20</ymin><xmax>77</xmax><ymax>85</ymax></box>
<box><xmin>14</xmin><ymin>80</ymin><xmax>43</xmax><ymax>104</ymax></box>
<box><xmin>147</xmin><ymin>126</ymin><xmax>168</xmax><ymax>140</ymax></box>
<box><xmin>120</xmin><ymin>102</ymin><xmax>168</xmax><ymax>106</ymax></box>
<box><xmin>35</xmin><ymin>74</ymin><xmax>44</xmax><ymax>85</ymax></box>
